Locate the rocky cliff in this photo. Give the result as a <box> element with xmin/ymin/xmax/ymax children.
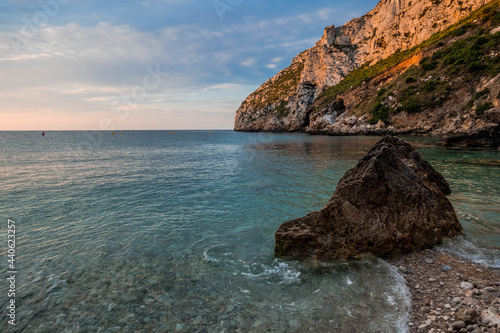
<box><xmin>234</xmin><ymin>0</ymin><xmax>496</xmax><ymax>140</ymax></box>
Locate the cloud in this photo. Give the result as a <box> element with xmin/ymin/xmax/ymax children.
<box><xmin>0</xmin><ymin>0</ymin><xmax>380</xmax><ymax>130</ymax></box>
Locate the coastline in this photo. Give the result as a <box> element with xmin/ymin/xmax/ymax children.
<box><xmin>388</xmin><ymin>248</ymin><xmax>500</xmax><ymax>333</ymax></box>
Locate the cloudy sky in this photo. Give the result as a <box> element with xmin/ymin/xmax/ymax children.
<box><xmin>0</xmin><ymin>0</ymin><xmax>379</xmax><ymax>130</ymax></box>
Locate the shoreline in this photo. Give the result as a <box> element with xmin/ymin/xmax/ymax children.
<box><xmin>388</xmin><ymin>249</ymin><xmax>500</xmax><ymax>333</ymax></box>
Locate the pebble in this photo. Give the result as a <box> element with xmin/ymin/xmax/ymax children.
<box><xmin>425</xmin><ymin>259</ymin><xmax>434</xmax><ymax>264</ymax></box>
<box><xmin>461</xmin><ymin>282</ymin><xmax>474</xmax><ymax>290</ymax></box>
<box><xmin>418</xmin><ymin>323</ymin><xmax>428</xmax><ymax>330</ymax></box>
<box><xmin>451</xmin><ymin>320</ymin><xmax>466</xmax><ymax>330</ymax></box>
<box><xmin>442</xmin><ymin>266</ymin><xmax>452</xmax><ymax>271</ymax></box>
<box><xmin>483</xmin><ymin>287</ymin><xmax>498</xmax><ymax>293</ymax></box>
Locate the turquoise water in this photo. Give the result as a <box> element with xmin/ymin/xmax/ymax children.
<box><xmin>0</xmin><ymin>131</ymin><xmax>498</xmax><ymax>332</ymax></box>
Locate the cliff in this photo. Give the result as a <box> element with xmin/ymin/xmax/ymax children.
<box><xmin>234</xmin><ymin>0</ymin><xmax>499</xmax><ymax>146</ymax></box>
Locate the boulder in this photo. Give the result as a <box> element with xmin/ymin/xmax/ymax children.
<box><xmin>275</xmin><ymin>136</ymin><xmax>463</xmax><ymax>261</ymax></box>
<box><xmin>456</xmin><ymin>308</ymin><xmax>479</xmax><ymax>324</ymax></box>
<box><xmin>437</xmin><ymin>123</ymin><xmax>500</xmax><ymax>149</ymax></box>
<box><xmin>481</xmin><ymin>307</ymin><xmax>500</xmax><ymax>326</ymax></box>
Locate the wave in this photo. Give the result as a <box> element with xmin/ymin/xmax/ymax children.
<box><xmin>437</xmin><ymin>236</ymin><xmax>500</xmax><ymax>268</ymax></box>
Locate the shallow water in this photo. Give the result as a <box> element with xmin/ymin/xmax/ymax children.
<box><xmin>0</xmin><ymin>131</ymin><xmax>498</xmax><ymax>332</ymax></box>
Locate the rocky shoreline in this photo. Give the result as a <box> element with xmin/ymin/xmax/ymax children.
<box><xmin>388</xmin><ymin>248</ymin><xmax>500</xmax><ymax>333</ymax></box>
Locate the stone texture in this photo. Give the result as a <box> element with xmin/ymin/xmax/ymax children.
<box><xmin>437</xmin><ymin>123</ymin><xmax>500</xmax><ymax>149</ymax></box>
<box><xmin>234</xmin><ymin>0</ymin><xmax>490</xmax><ymax>132</ymax></box>
<box><xmin>482</xmin><ymin>308</ymin><xmax>500</xmax><ymax>326</ymax></box>
<box><xmin>274</xmin><ymin>136</ymin><xmax>463</xmax><ymax>261</ymax></box>
<box><xmin>456</xmin><ymin>308</ymin><xmax>479</xmax><ymax>325</ymax></box>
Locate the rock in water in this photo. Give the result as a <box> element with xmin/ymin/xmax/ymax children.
<box><xmin>275</xmin><ymin>136</ymin><xmax>463</xmax><ymax>261</ymax></box>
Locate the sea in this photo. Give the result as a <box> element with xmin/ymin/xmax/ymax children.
<box><xmin>0</xmin><ymin>130</ymin><xmax>499</xmax><ymax>333</ymax></box>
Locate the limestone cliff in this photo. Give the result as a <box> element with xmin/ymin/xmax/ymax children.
<box><xmin>234</xmin><ymin>0</ymin><xmax>491</xmax><ymax>133</ymax></box>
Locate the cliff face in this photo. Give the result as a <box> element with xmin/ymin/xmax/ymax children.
<box><xmin>234</xmin><ymin>0</ymin><xmax>491</xmax><ymax>133</ymax></box>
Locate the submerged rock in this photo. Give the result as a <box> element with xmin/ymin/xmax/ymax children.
<box><xmin>275</xmin><ymin>136</ymin><xmax>462</xmax><ymax>261</ymax></box>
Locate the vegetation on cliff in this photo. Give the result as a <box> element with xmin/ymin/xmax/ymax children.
<box><xmin>316</xmin><ymin>0</ymin><xmax>500</xmax><ymax>114</ymax></box>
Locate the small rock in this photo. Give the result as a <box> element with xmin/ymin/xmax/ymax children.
<box><xmin>482</xmin><ymin>287</ymin><xmax>498</xmax><ymax>293</ymax></box>
<box><xmin>442</xmin><ymin>266</ymin><xmax>452</xmax><ymax>271</ymax></box>
<box><xmin>451</xmin><ymin>321</ymin><xmax>466</xmax><ymax>330</ymax></box>
<box><xmin>445</xmin><ymin>304</ymin><xmax>452</xmax><ymax>309</ymax></box>
<box><xmin>462</xmin><ymin>297</ymin><xmax>480</xmax><ymax>306</ymax></box>
<box><xmin>418</xmin><ymin>323</ymin><xmax>428</xmax><ymax>330</ymax></box>
<box><xmin>461</xmin><ymin>282</ymin><xmax>474</xmax><ymax>290</ymax></box>
<box><xmin>425</xmin><ymin>258</ymin><xmax>434</xmax><ymax>264</ymax></box>
<box><xmin>429</xmin><ymin>278</ymin><xmax>437</xmax><ymax>282</ymax></box>
<box><xmin>481</xmin><ymin>307</ymin><xmax>500</xmax><ymax>325</ymax></box>
<box><xmin>456</xmin><ymin>308</ymin><xmax>479</xmax><ymax>324</ymax></box>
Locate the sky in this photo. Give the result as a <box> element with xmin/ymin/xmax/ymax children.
<box><xmin>0</xmin><ymin>0</ymin><xmax>379</xmax><ymax>130</ymax></box>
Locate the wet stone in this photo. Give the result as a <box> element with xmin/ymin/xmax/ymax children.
<box><xmin>451</xmin><ymin>320</ymin><xmax>466</xmax><ymax>330</ymax></box>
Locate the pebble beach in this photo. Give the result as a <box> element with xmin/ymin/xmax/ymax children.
<box><xmin>389</xmin><ymin>249</ymin><xmax>500</xmax><ymax>333</ymax></box>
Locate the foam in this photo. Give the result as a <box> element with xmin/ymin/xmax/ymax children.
<box><xmin>437</xmin><ymin>236</ymin><xmax>500</xmax><ymax>268</ymax></box>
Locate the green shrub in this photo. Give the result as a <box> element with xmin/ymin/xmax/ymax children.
<box><xmin>420</xmin><ymin>57</ymin><xmax>438</xmax><ymax>71</ymax></box>
<box><xmin>467</xmin><ymin>62</ymin><xmax>488</xmax><ymax>72</ymax></box>
<box><xmin>401</xmin><ymin>86</ymin><xmax>419</xmax><ymax>99</ymax></box>
<box><xmin>275</xmin><ymin>101</ymin><xmax>290</xmax><ymax>118</ymax></box>
<box><xmin>405</xmin><ymin>77</ymin><xmax>417</xmax><ymax>84</ymax></box>
<box><xmin>476</xmin><ymin>102</ymin><xmax>493</xmax><ymax>116</ymax></box>
<box><xmin>452</xmin><ymin>23</ymin><xmax>473</xmax><ymax>36</ymax></box>
<box><xmin>466</xmin><ymin>99</ymin><xmax>475</xmax><ymax>109</ymax></box>
<box><xmin>368</xmin><ymin>103</ymin><xmax>390</xmax><ymax>124</ymax></box>
<box><xmin>377</xmin><ymin>88</ymin><xmax>387</xmax><ymax>97</ymax></box>
<box><xmin>403</xmin><ymin>98</ymin><xmax>423</xmax><ymax>113</ymax></box>
<box><xmin>475</xmin><ymin>88</ymin><xmax>490</xmax><ymax>100</ymax></box>
<box><xmin>423</xmin><ymin>80</ymin><xmax>440</xmax><ymax>92</ymax></box>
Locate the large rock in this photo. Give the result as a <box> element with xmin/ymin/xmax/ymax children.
<box><xmin>437</xmin><ymin>123</ymin><xmax>500</xmax><ymax>149</ymax></box>
<box><xmin>275</xmin><ymin>136</ymin><xmax>463</xmax><ymax>261</ymax></box>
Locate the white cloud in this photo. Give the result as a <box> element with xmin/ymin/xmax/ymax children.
<box><xmin>0</xmin><ymin>1</ymin><xmax>375</xmax><ymax>130</ymax></box>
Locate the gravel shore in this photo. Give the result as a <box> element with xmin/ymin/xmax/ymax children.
<box><xmin>388</xmin><ymin>249</ymin><xmax>500</xmax><ymax>333</ymax></box>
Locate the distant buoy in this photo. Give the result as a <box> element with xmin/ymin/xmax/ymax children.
<box><xmin>120</xmin><ymin>132</ymin><xmax>123</xmax><ymax>134</ymax></box>
<box><xmin>173</xmin><ymin>132</ymin><xmax>176</xmax><ymax>134</ymax></box>
<box><xmin>112</xmin><ymin>132</ymin><xmax>115</xmax><ymax>135</ymax></box>
<box><xmin>42</xmin><ymin>132</ymin><xmax>45</xmax><ymax>136</ymax></box>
